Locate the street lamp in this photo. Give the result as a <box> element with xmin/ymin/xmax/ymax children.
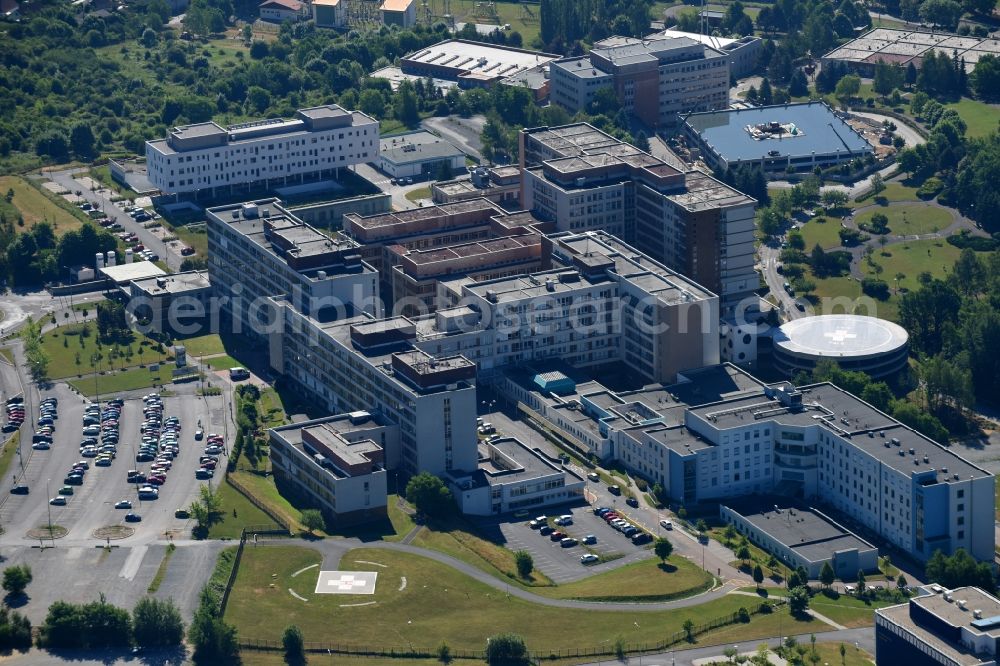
<box><xmin>45</xmin><ymin>478</ymin><xmax>54</xmax><ymax>547</ymax></box>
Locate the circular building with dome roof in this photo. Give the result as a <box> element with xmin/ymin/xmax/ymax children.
<box><xmin>771</xmin><ymin>314</ymin><xmax>909</xmax><ymax>378</ymax></box>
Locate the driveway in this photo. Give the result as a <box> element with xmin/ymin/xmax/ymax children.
<box><xmin>40</xmin><ymin>169</ymin><xmax>181</xmax><ymax>271</ymax></box>
<box><xmin>354</xmin><ymin>163</ymin><xmax>434</xmax><ymax>211</ymax></box>
<box><xmin>758</xmin><ymin>243</ymin><xmax>807</xmax><ymax>321</ymax></box>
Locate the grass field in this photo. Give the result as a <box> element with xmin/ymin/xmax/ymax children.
<box><xmin>225</xmin><ymin>546</ymin><xmax>823</xmax><ymax>651</ymax></box>
<box><xmin>228</xmin><ymin>471</ymin><xmax>304</xmax><ymax>532</ymax></box>
<box><xmin>0</xmin><ymin>175</ymin><xmax>86</xmax><ymax>235</ymax></box>
<box><xmin>809</xmin><ymin>593</ymin><xmax>892</xmax><ymax>628</ymax></box>
<box><xmin>947</xmin><ymin>98</ymin><xmax>1000</xmax><ymax>138</ymax></box>
<box><xmin>855</xmin><ymin>205</ymin><xmax>952</xmax><ymax>236</ymax></box>
<box><xmin>404</xmin><ymin>186</ymin><xmax>432</xmax><ymax>203</ymax></box>
<box><xmin>39</xmin><ymin>324</ymin><xmax>170</xmax><ymax>379</ymax></box>
<box><xmin>812</xmin><ymin>642</ymin><xmax>874</xmax><ymax>666</ymax></box>
<box><xmin>206</xmin><ymin>480</ymin><xmax>276</xmax><ymax>539</ymax></box>
<box><xmin>852</xmin><ymin>182</ymin><xmax>920</xmax><ymax>208</ymax></box>
<box><xmin>204</xmin><ymin>354</ymin><xmax>243</xmax><ymax>370</ymax></box>
<box><xmin>537</xmin><ymin>556</ymin><xmax>714</xmax><ymax>602</ymax></box>
<box><xmin>67</xmin><ymin>366</ymin><xmax>170</xmax><ymax>396</ymax></box>
<box><xmin>864</xmin><ymin>238</ymin><xmax>963</xmax><ymax>292</ymax></box>
<box><xmin>805</xmin><ymin>269</ymin><xmax>901</xmax><ymax>322</ymax></box>
<box><xmin>799</xmin><ymin>217</ymin><xmax>843</xmax><ymax>250</ymax></box>
<box><xmin>174</xmin><ymin>333</ymin><xmax>226</xmax><ymax>357</ymax></box>
<box><xmin>171</xmin><ymin>224</ymin><xmax>209</xmax><ymax>258</ymax></box>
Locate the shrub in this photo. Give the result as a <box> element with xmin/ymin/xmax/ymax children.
<box><xmin>947</xmin><ymin>232</ymin><xmax>999</xmax><ymax>252</ymax></box>
<box><xmin>861</xmin><ymin>278</ymin><xmax>890</xmax><ymax>300</ymax></box>
<box><xmin>916</xmin><ymin>177</ymin><xmax>944</xmax><ymax>199</ymax></box>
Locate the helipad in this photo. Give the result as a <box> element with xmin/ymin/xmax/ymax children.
<box><xmin>771</xmin><ymin>314</ymin><xmax>909</xmax><ymax>378</ymax></box>
<box><xmin>315</xmin><ymin>571</ymin><xmax>378</xmax><ymax>595</ymax></box>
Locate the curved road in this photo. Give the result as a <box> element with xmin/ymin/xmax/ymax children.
<box><xmin>258</xmin><ymin>536</ymin><xmax>745</xmax><ymax>612</ymax></box>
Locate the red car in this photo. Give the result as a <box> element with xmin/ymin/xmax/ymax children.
<box><xmin>200</xmin><ymin>460</ymin><xmax>217</xmax><ymax>470</ymax></box>
<box><xmin>549</xmin><ymin>531</ymin><xmax>565</xmax><ymax>542</ymax></box>
<box><xmin>146</xmin><ymin>475</ymin><xmax>166</xmax><ymax>485</ymax></box>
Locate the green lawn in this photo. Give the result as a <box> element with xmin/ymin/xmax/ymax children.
<box><xmin>175</xmin><ymin>333</ymin><xmax>226</xmax><ymax>357</ymax></box>
<box><xmin>0</xmin><ymin>432</ymin><xmax>20</xmax><ymax>485</ymax></box>
<box><xmin>228</xmin><ymin>471</ymin><xmax>304</xmax><ymax>532</ymax></box>
<box><xmin>538</xmin><ymin>556</ymin><xmax>714</xmax><ymax>602</ymax></box>
<box><xmin>40</xmin><ymin>323</ymin><xmax>170</xmax><ymax>379</ymax></box>
<box><xmin>799</xmin><ymin>217</ymin><xmax>843</xmax><ymax>250</ymax></box>
<box><xmin>66</xmin><ymin>366</ymin><xmax>170</xmax><ymax>396</ymax></box>
<box><xmin>458</xmin><ymin>0</ymin><xmax>541</xmax><ymax>48</ymax></box>
<box><xmin>855</xmin><ymin>205</ymin><xmax>952</xmax><ymax>237</ymax></box>
<box><xmin>171</xmin><ymin>223</ymin><xmax>208</xmax><ymax>257</ymax></box>
<box><xmin>852</xmin><ymin>182</ymin><xmax>920</xmax><ymax>208</ymax></box>
<box><xmin>946</xmin><ymin>98</ymin><xmax>1000</xmax><ymax>139</ymax></box>
<box><xmin>404</xmin><ymin>186</ymin><xmax>432</xmax><ymax>203</ymax></box>
<box><xmin>813</xmin><ymin>642</ymin><xmax>875</xmax><ymax>666</ymax></box>
<box><xmin>225</xmin><ymin>546</ymin><xmax>821</xmax><ymax>651</ymax></box>
<box><xmin>864</xmin><ymin>238</ymin><xmax>964</xmax><ymax>292</ymax></box>
<box><xmin>809</xmin><ymin>593</ymin><xmax>893</xmax><ymax>628</ymax></box>
<box><xmin>204</xmin><ymin>354</ymin><xmax>243</xmax><ymax>370</ymax></box>
<box><xmin>0</xmin><ymin>175</ymin><xmax>86</xmax><ymax>235</ymax></box>
<box><xmin>206</xmin><ymin>479</ymin><xmax>277</xmax><ymax>539</ymax></box>
<box><xmin>806</xmin><ymin>269</ymin><xmax>900</xmax><ymax>322</ymax></box>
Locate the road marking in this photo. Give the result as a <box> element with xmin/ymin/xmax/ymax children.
<box><xmin>291</xmin><ymin>563</ymin><xmax>318</xmax><ymax>578</ymax></box>
<box><xmin>355</xmin><ymin>560</ymin><xmax>387</xmax><ymax>568</ymax></box>
<box><xmin>339</xmin><ymin>601</ymin><xmax>377</xmax><ymax>607</ymax></box>
<box><xmin>118</xmin><ymin>545</ymin><xmax>147</xmax><ymax>581</ymax></box>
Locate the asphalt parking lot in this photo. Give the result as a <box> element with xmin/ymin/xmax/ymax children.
<box><xmin>1</xmin><ymin>384</ymin><xmax>228</xmax><ymax>544</ymax></box>
<box><xmin>489</xmin><ymin>504</ymin><xmax>653</xmax><ymax>584</ymax></box>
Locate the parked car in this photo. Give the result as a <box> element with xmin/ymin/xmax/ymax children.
<box><xmin>580</xmin><ymin>553</ymin><xmax>599</xmax><ymax>564</ymax></box>
<box><xmin>582</xmin><ymin>534</ymin><xmax>597</xmax><ymax>544</ymax></box>
<box><xmin>114</xmin><ymin>500</ymin><xmax>132</xmax><ymax>509</ymax></box>
<box><xmin>554</xmin><ymin>515</ymin><xmax>573</xmax><ymax>526</ymax></box>
<box><xmin>10</xmin><ymin>485</ymin><xmax>29</xmax><ymax>495</ymax></box>
<box><xmin>631</xmin><ymin>532</ymin><xmax>652</xmax><ymax>545</ymax></box>
<box><xmin>587</xmin><ymin>472</ymin><xmax>600</xmax><ymax>482</ymax></box>
<box><xmin>659</xmin><ymin>519</ymin><xmax>673</xmax><ymax>530</ymax></box>
<box><xmin>539</xmin><ymin>525</ymin><xmax>554</xmax><ymax>536</ymax></box>
<box><xmin>124</xmin><ymin>513</ymin><xmax>142</xmax><ymax>523</ymax></box>
<box><xmin>626</xmin><ymin>497</ymin><xmax>639</xmax><ymax>508</ymax></box>
<box><xmin>548</xmin><ymin>531</ymin><xmax>565</xmax><ymax>542</ymax></box>
<box><xmin>560</xmin><ymin>538</ymin><xmax>578</xmax><ymax>548</ymax></box>
<box><xmin>49</xmin><ymin>496</ymin><xmax>67</xmax><ymax>506</ymax></box>
<box><xmin>608</xmin><ymin>484</ymin><xmax>621</xmax><ymax>495</ymax></box>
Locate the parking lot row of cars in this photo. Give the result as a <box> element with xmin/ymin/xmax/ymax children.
<box><xmin>528</xmin><ymin>514</ymin><xmax>604</xmax><ymax>565</ymax></box>
<box><xmin>30</xmin><ymin>396</ymin><xmax>59</xmax><ymax>453</ymax></box>
<box><xmin>123</xmin><ymin>393</ymin><xmax>179</xmax><ymax>517</ymax></box>
<box><xmin>3</xmin><ymin>396</ymin><xmax>24</xmax><ymax>434</ymax></box>
<box><xmin>592</xmin><ymin>506</ymin><xmax>653</xmax><ymax>545</ymax></box>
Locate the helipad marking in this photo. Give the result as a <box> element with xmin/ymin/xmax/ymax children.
<box><xmin>288</xmin><ymin>588</ymin><xmax>308</xmax><ymax>602</ymax></box>
<box><xmin>314</xmin><ymin>570</ymin><xmax>378</xmax><ymax>595</ymax></box>
<box><xmin>292</xmin><ymin>563</ymin><xmax>319</xmax><ymax>578</ymax></box>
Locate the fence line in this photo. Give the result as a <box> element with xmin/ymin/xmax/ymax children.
<box><xmin>225</xmin><ymin>473</ymin><xmax>292</xmax><ymax>533</ymax></box>
<box><xmin>237</xmin><ymin>601</ymin><xmax>784</xmax><ymax>658</ymax></box>
<box><xmin>219</xmin><ymin>530</ymin><xmax>247</xmax><ymax>616</ymax></box>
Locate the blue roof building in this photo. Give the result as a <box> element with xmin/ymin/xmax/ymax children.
<box><xmin>682</xmin><ymin>101</ymin><xmax>873</xmax><ymax>174</ymax></box>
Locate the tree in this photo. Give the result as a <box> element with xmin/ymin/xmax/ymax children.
<box><xmin>283</xmin><ymin>625</ymin><xmax>305</xmax><ymax>665</ymax></box>
<box><xmin>789</xmin><ymin>69</ymin><xmax>809</xmax><ymax>97</ymax></box>
<box><xmin>971</xmin><ymin>55</ymin><xmax>1000</xmax><ymax>101</ymax></box>
<box><xmin>405</xmin><ymin>472</ymin><xmax>454</xmax><ymax>519</ymax></box>
<box><xmin>835</xmin><ymin>75</ymin><xmax>861</xmax><ymax>105</ymax></box>
<box><xmin>654</xmin><ymin>537</ymin><xmax>674</xmax><ymax>563</ymax></box>
<box><xmin>788</xmin><ymin>586</ymin><xmax>810</xmax><ymax>616</ymax></box>
<box><xmin>821</xmin><ymin>189</ymin><xmax>849</xmax><ymax>210</ymax></box>
<box><xmin>873</xmin><ymin>62</ymin><xmax>904</xmax><ymax>99</ymax></box>
<box><xmin>300</xmin><ymin>509</ymin><xmax>324</xmax><ymax>535</ymax></box>
<box><xmin>736</xmin><ymin>543</ymin><xmax>751</xmax><ymax>565</ymax></box>
<box><xmin>633</xmin><ymin>130</ymin><xmax>650</xmax><ymax>153</ymax></box>
<box><xmin>897</xmin><ymin>574</ymin><xmax>909</xmax><ymax>590</ymax></box>
<box><xmin>132</xmin><ymin>597</ymin><xmax>184</xmax><ymax>647</ymax></box>
<box><xmin>189</xmin><ymin>595</ymin><xmax>239</xmax><ymax>664</ymax></box>
<box><xmin>920</xmin><ymin>0</ymin><xmax>962</xmax><ymax>29</ymax></box>
<box><xmin>2</xmin><ymin>565</ymin><xmax>32</xmax><ymax>597</ymax></box>
<box><xmin>682</xmin><ymin>618</ymin><xmax>695</xmax><ymax>641</ymax></box>
<box><xmin>394</xmin><ymin>81</ymin><xmax>420</xmax><ymax>128</ymax></box>
<box><xmin>856</xmin><ymin>570</ymin><xmax>867</xmax><ymax>596</ymax></box>
<box><xmin>485</xmin><ymin>633</ymin><xmax>529</xmax><ymax>666</ymax></box>
<box><xmin>358</xmin><ymin>89</ymin><xmax>386</xmax><ymax>119</ymax></box>
<box><xmin>514</xmin><ymin>550</ymin><xmax>533</xmax><ymax>579</ymax></box>
<box><xmin>820</xmin><ymin>562</ymin><xmax>835</xmax><ymax>588</ymax></box>
<box><xmin>870</xmin><ymin>172</ymin><xmax>885</xmax><ymax>196</ymax></box>
<box><xmin>70</xmin><ymin>124</ymin><xmax>96</xmax><ymax>159</ymax></box>
<box><xmin>753</xmin><ymin>564</ymin><xmax>764</xmax><ymax>588</ymax></box>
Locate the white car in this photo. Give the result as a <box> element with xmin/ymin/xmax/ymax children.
<box><xmin>49</xmin><ymin>496</ymin><xmax>67</xmax><ymax>506</ymax></box>
<box><xmin>580</xmin><ymin>554</ymin><xmax>599</xmax><ymax>564</ymax></box>
<box><xmin>659</xmin><ymin>519</ymin><xmax>673</xmax><ymax>530</ymax></box>
<box><xmin>554</xmin><ymin>514</ymin><xmax>573</xmax><ymax>526</ymax></box>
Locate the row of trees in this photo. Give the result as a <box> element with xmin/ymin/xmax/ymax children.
<box><xmin>39</xmin><ymin>595</ymin><xmax>184</xmax><ymax>649</ymax></box>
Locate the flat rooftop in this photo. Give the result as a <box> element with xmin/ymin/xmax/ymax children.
<box><xmin>824</xmin><ymin>27</ymin><xmax>1000</xmax><ymax>72</ymax></box>
<box><xmin>685</xmin><ymin>102</ymin><xmax>872</xmax><ymax>163</ymax></box>
<box><xmin>689</xmin><ymin>382</ymin><xmax>989</xmax><ymax>481</ymax></box>
<box><xmin>403</xmin><ymin>40</ymin><xmax>558</xmax><ymax>80</ymax></box>
<box><xmin>100</xmin><ymin>261</ymin><xmax>166</xmax><ymax>285</ymax></box>
<box><xmin>271</xmin><ymin>413</ymin><xmax>387</xmax><ymax>480</ymax></box>
<box><xmin>208</xmin><ymin>200</ymin><xmax>371</xmax><ymax>279</ymax></box>
<box><xmin>369</xmin><ymin>66</ymin><xmax>458</xmax><ymax>92</ymax></box>
<box><xmin>590</xmin><ymin>34</ymin><xmax>716</xmax><ymax>68</ymax></box>
<box><xmin>725</xmin><ymin>497</ymin><xmax>875</xmax><ymax>562</ymax></box>
<box><xmin>302</xmin><ymin>423</ymin><xmax>381</xmax><ymax>468</ymax></box>
<box><xmin>131</xmin><ymin>270</ymin><xmax>210</xmax><ymax>295</ymax></box>
<box><xmin>523</xmin><ymin>123</ymin><xmax>626</xmax><ymax>159</ymax></box>
<box><xmin>774</xmin><ymin>315</ymin><xmax>909</xmax><ymax>360</ymax></box>
<box><xmin>346</xmin><ymin>199</ymin><xmax>503</xmax><ymax>233</ymax></box>
<box><xmin>667</xmin><ymin>170</ymin><xmax>756</xmax><ymax>211</ymax></box>
<box><xmin>380</xmin><ymin>131</ymin><xmax>464</xmax><ymax>165</ymax></box>
<box><xmin>550</xmin><ymin>230</ymin><xmax>716</xmax><ymax>302</ymax></box>
<box><xmin>879</xmin><ymin>587</ymin><xmax>1000</xmax><ymax>666</ymax></box>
